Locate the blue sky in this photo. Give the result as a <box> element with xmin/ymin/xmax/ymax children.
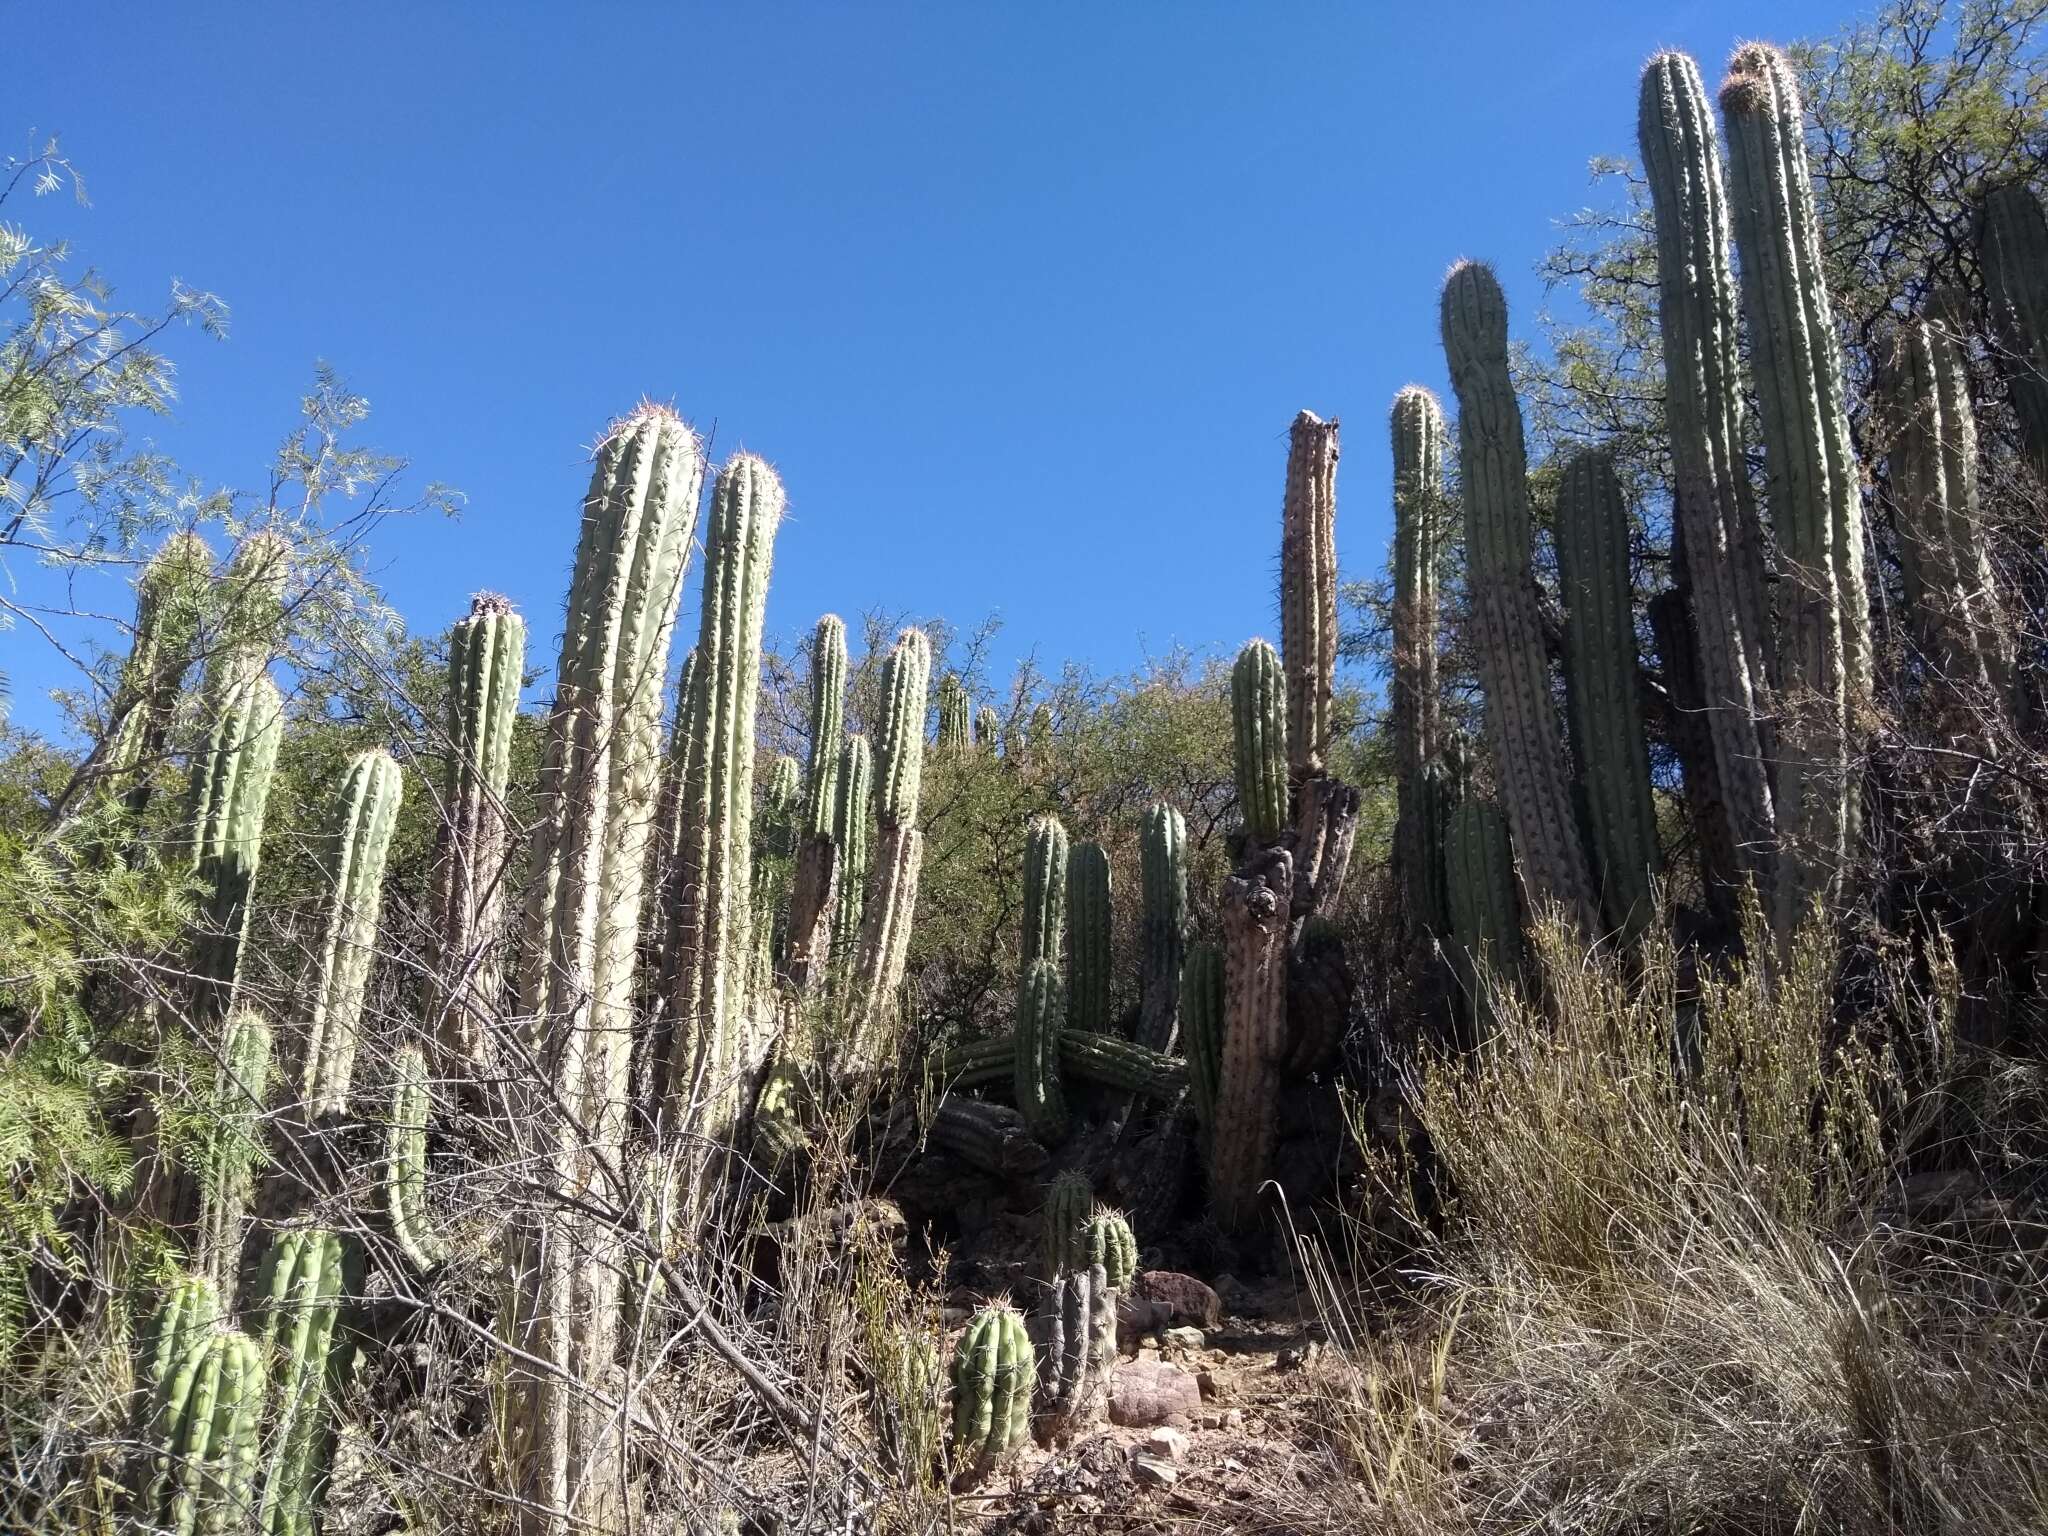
<box><xmin>7</xmin><ymin>0</ymin><xmax>1855</xmax><ymax>737</ymax></box>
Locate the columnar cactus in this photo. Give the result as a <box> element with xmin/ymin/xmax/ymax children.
<box><xmin>827</xmin><ymin>734</ymin><xmax>874</xmax><ymax>991</ymax></box>
<box><xmin>144</xmin><ymin>1272</ymin><xmax>222</xmax><ymax>1394</ymax></box>
<box><xmin>761</xmin><ymin>753</ymin><xmax>803</xmax><ymax>837</ymax></box>
<box><xmin>383</xmin><ymin>1044</ymin><xmax>448</xmax><ymax>1270</ymax></box>
<box><xmin>1638</xmin><ymin>50</ymin><xmax>1778</xmax><ymax>890</ymax></box>
<box><xmin>665</xmin><ymin>454</ymin><xmax>786</xmax><ymax>1134</ymax></box>
<box><xmin>1181</xmin><ymin>942</ymin><xmax>1224</xmax><ymax>1131</ymax></box>
<box><xmin>1555</xmin><ymin>449</ymin><xmax>1661</xmax><ymax>942</ymax></box>
<box><xmin>1212</xmin><ymin>847</ymin><xmax>1291</xmax><ymax>1232</ymax></box>
<box><xmin>138</xmin><ymin>1324</ymin><xmax>264</xmax><ymax>1536</ymax></box>
<box><xmin>1083</xmin><ymin>1208</ymin><xmax>1138</xmax><ymax>1290</ymax></box>
<box><xmin>1013</xmin><ymin>957</ymin><xmax>1068</xmax><ymax>1141</ymax></box>
<box><xmin>1979</xmin><ymin>182</ymin><xmax>2048</xmax><ymax>486</ymax></box>
<box><xmin>188</xmin><ymin>671</ymin><xmax>284</xmax><ymax>1020</ymax></box>
<box><xmin>851</xmin><ymin>628</ymin><xmax>932</xmax><ymax>1050</ymax></box>
<box><xmin>1441</xmin><ymin>261</ymin><xmax>1599</xmax><ymax>935</ymax></box>
<box><xmin>976</xmin><ymin>705</ymin><xmax>1001</xmax><ymax>754</ymax></box>
<box><xmin>1445</xmin><ymin>797</ymin><xmax>1523</xmax><ymax>1023</ymax></box>
<box><xmin>937</xmin><ymin>673</ymin><xmax>973</xmax><ymax>756</ymax></box>
<box><xmin>1065</xmin><ymin>840</ymin><xmax>1112</xmax><ymax>1036</ymax></box>
<box><xmin>1281</xmin><ymin>409</ymin><xmax>1340</xmax><ymax>781</ymax></box>
<box><xmin>1021</xmin><ymin>813</ymin><xmax>1068</xmax><ymax>968</ymax></box>
<box><xmin>302</xmin><ymin>748</ymin><xmax>404</xmax><ymax>1116</ymax></box>
<box><xmin>506</xmin><ymin>405</ymin><xmax>702</xmax><ymax>1530</ymax></box>
<box><xmin>1391</xmin><ymin>386</ymin><xmax>1449</xmax><ymax>937</ymax></box>
<box><xmin>254</xmin><ymin>1226</ymin><xmax>356</xmax><ymax>1536</ymax></box>
<box><xmin>1881</xmin><ymin>316</ymin><xmax>2015</xmax><ymax>711</ymax></box>
<box><xmin>1232</xmin><ymin>639</ymin><xmax>1289</xmax><ymax>845</ymax></box>
<box><xmin>1057</xmin><ymin>1029</ymin><xmax>1187</xmax><ymax>1098</ymax></box>
<box><xmin>1647</xmin><ymin>585</ymin><xmax>1744</xmax><ymax>926</ymax></box>
<box><xmin>802</xmin><ymin>614</ymin><xmax>848</xmax><ymax>839</ymax></box>
<box><xmin>1041</xmin><ymin>1169</ymin><xmax>1094</xmax><ymax>1277</ymax></box>
<box><xmin>425</xmin><ymin>593</ymin><xmax>526</xmax><ymax>1061</ymax></box>
<box><xmin>102</xmin><ymin>531</ymin><xmax>212</xmax><ymax>815</ymax></box>
<box><xmin>1721</xmin><ymin>43</ymin><xmax>1872</xmax><ymax>939</ymax></box>
<box><xmin>949</xmin><ymin>1303</ymin><xmax>1033</xmax><ymax>1466</ymax></box>
<box><xmin>1137</xmin><ymin>803</ymin><xmax>1186</xmax><ymax>1051</ymax></box>
<box><xmin>190</xmin><ymin>1009</ymin><xmax>273</xmax><ymax>1293</ymax></box>
<box><xmin>1035</xmin><ymin>1264</ymin><xmax>1114</xmax><ymax>1441</ymax></box>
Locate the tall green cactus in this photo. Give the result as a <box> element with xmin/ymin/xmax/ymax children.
<box><xmin>101</xmin><ymin>531</ymin><xmax>212</xmax><ymax>816</ymax></box>
<box><xmin>302</xmin><ymin>748</ymin><xmax>404</xmax><ymax>1116</ymax></box>
<box><xmin>1181</xmin><ymin>942</ymin><xmax>1224</xmax><ymax>1132</ymax></box>
<box><xmin>949</xmin><ymin>1303</ymin><xmax>1032</xmax><ymax>1466</ymax></box>
<box><xmin>506</xmin><ymin>404</ymin><xmax>702</xmax><ymax>1531</ymax></box>
<box><xmin>1281</xmin><ymin>409</ymin><xmax>1341</xmax><ymax>781</ymax></box>
<box><xmin>1881</xmin><ymin>316</ymin><xmax>2015</xmax><ymax>711</ymax></box>
<box><xmin>188</xmin><ymin>637</ymin><xmax>285</xmax><ymax>1023</ymax></box>
<box><xmin>802</xmin><ymin>614</ymin><xmax>848</xmax><ymax>839</ymax></box>
<box><xmin>665</xmin><ymin>454</ymin><xmax>786</xmax><ymax>1136</ymax></box>
<box><xmin>1445</xmin><ymin>796</ymin><xmax>1523</xmax><ymax>1028</ymax></box>
<box><xmin>976</xmin><ymin>704</ymin><xmax>1001</xmax><ymax>754</ymax></box>
<box><xmin>189</xmin><ymin>1009</ymin><xmax>273</xmax><ymax>1293</ymax></box>
<box><xmin>937</xmin><ymin>673</ymin><xmax>972</xmax><ymax>756</ymax></box>
<box><xmin>827</xmin><ymin>733</ymin><xmax>874</xmax><ymax>992</ymax></box>
<box><xmin>1979</xmin><ymin>182</ymin><xmax>2048</xmax><ymax>487</ymax></box>
<box><xmin>1041</xmin><ymin>1169</ymin><xmax>1094</xmax><ymax>1277</ymax></box>
<box><xmin>1441</xmin><ymin>260</ymin><xmax>1599</xmax><ymax>934</ymax></box>
<box><xmin>138</xmin><ymin>1324</ymin><xmax>264</xmax><ymax>1536</ymax></box>
<box><xmin>1021</xmin><ymin>813</ymin><xmax>1068</xmax><ymax>968</ymax></box>
<box><xmin>1639</xmin><ymin>50</ymin><xmax>1778</xmax><ymax>893</ymax></box>
<box><xmin>254</xmin><ymin>1226</ymin><xmax>355</xmax><ymax>1536</ymax></box>
<box><xmin>1083</xmin><ymin>1208</ymin><xmax>1138</xmax><ymax>1291</ymax></box>
<box><xmin>1555</xmin><ymin>449</ymin><xmax>1661</xmax><ymax>942</ymax></box>
<box><xmin>1137</xmin><ymin>803</ymin><xmax>1186</xmax><ymax>1051</ymax></box>
<box><xmin>1391</xmin><ymin>386</ymin><xmax>1449</xmax><ymax>938</ymax></box>
<box><xmin>426</xmin><ymin>594</ymin><xmax>525</xmax><ymax>1061</ymax></box>
<box><xmin>1721</xmin><ymin>43</ymin><xmax>1872</xmax><ymax>940</ymax></box>
<box><xmin>852</xmin><ymin>628</ymin><xmax>932</xmax><ymax>1051</ymax></box>
<box><xmin>1013</xmin><ymin>956</ymin><xmax>1068</xmax><ymax>1141</ymax></box>
<box><xmin>1232</xmin><ymin>638</ymin><xmax>1289</xmax><ymax>845</ymax></box>
<box><xmin>383</xmin><ymin>1044</ymin><xmax>447</xmax><ymax>1270</ymax></box>
<box><xmin>144</xmin><ymin>1272</ymin><xmax>222</xmax><ymax>1395</ymax></box>
<box><xmin>1065</xmin><ymin>841</ymin><xmax>1113</xmax><ymax>1037</ymax></box>
<box><xmin>762</xmin><ymin>753</ymin><xmax>803</xmax><ymax>839</ymax></box>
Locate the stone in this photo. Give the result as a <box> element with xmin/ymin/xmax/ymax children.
<box><xmin>1163</xmin><ymin>1326</ymin><xmax>1206</xmax><ymax>1350</ymax></box>
<box><xmin>1143</xmin><ymin>1427</ymin><xmax>1190</xmax><ymax>1462</ymax></box>
<box><xmin>1130</xmin><ymin>1453</ymin><xmax>1179</xmax><ymax>1489</ymax></box>
<box><xmin>1196</xmin><ymin>1369</ymin><xmax>1220</xmax><ymax>1399</ymax></box>
<box><xmin>1224</xmin><ymin>1408</ymin><xmax>1245</xmax><ymax>1431</ymax></box>
<box><xmin>1110</xmin><ymin>1359</ymin><xmax>1203</xmax><ymax>1428</ymax></box>
<box><xmin>1130</xmin><ymin>1271</ymin><xmax>1222</xmax><ymax>1329</ymax></box>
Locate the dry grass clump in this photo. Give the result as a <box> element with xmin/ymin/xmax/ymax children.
<box><xmin>1299</xmin><ymin>913</ymin><xmax>2048</xmax><ymax>1535</ymax></box>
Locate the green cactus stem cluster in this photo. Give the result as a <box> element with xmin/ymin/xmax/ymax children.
<box><xmin>1082</xmin><ymin>1208</ymin><xmax>1137</xmax><ymax>1290</ymax></box>
<box><xmin>145</xmin><ymin>1273</ymin><xmax>223</xmax><ymax>1394</ymax></box>
<box><xmin>1137</xmin><ymin>804</ymin><xmax>1187</xmax><ymax>1052</ymax></box>
<box><xmin>1555</xmin><ymin>449</ymin><xmax>1661</xmax><ymax>942</ymax></box>
<box><xmin>949</xmin><ymin>1302</ymin><xmax>1033</xmax><ymax>1466</ymax></box>
<box><xmin>507</xmin><ymin>405</ymin><xmax>703</xmax><ymax>1529</ymax></box>
<box><xmin>1013</xmin><ymin>957</ymin><xmax>1068</xmax><ymax>1141</ymax></box>
<box><xmin>426</xmin><ymin>594</ymin><xmax>526</xmax><ymax>1061</ymax></box>
<box><xmin>1390</xmin><ymin>386</ymin><xmax>1449</xmax><ymax>941</ymax></box>
<box><xmin>1034</xmin><ymin>1263</ymin><xmax>1114</xmax><ymax>1442</ymax></box>
<box><xmin>1441</xmin><ymin>260</ymin><xmax>1599</xmax><ymax>935</ymax></box>
<box><xmin>1721</xmin><ymin>43</ymin><xmax>1872</xmax><ymax>940</ymax></box>
<box><xmin>851</xmin><ymin>627</ymin><xmax>932</xmax><ymax>1051</ymax></box>
<box><xmin>1231</xmin><ymin>639</ymin><xmax>1289</xmax><ymax>846</ymax></box>
<box><xmin>302</xmin><ymin>748</ymin><xmax>404</xmax><ymax>1117</ymax></box>
<box><xmin>1979</xmin><ymin>183</ymin><xmax>2048</xmax><ymax>487</ymax></box>
<box><xmin>383</xmin><ymin>1045</ymin><xmax>448</xmax><ymax>1270</ymax></box>
<box><xmin>1065</xmin><ymin>841</ymin><xmax>1113</xmax><ymax>1036</ymax></box>
<box><xmin>1041</xmin><ymin>1169</ymin><xmax>1094</xmax><ymax>1277</ymax></box>
<box><xmin>1181</xmin><ymin>942</ymin><xmax>1224</xmax><ymax>1131</ymax></box>
<box><xmin>1638</xmin><ymin>50</ymin><xmax>1778</xmax><ymax>891</ymax></box>
<box><xmin>101</xmin><ymin>531</ymin><xmax>213</xmax><ymax>816</ymax></box>
<box><xmin>188</xmin><ymin>664</ymin><xmax>285</xmax><ymax>1020</ymax></box>
<box><xmin>1281</xmin><ymin>410</ymin><xmax>1341</xmax><ymax>781</ymax></box>
<box><xmin>937</xmin><ymin>673</ymin><xmax>973</xmax><ymax>756</ymax></box>
<box><xmin>254</xmin><ymin>1226</ymin><xmax>356</xmax><ymax>1536</ymax></box>
<box><xmin>1021</xmin><ymin>813</ymin><xmax>1068</xmax><ymax>969</ymax></box>
<box><xmin>139</xmin><ymin>1323</ymin><xmax>264</xmax><ymax>1536</ymax></box>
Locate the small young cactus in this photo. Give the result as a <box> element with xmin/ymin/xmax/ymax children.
<box><xmin>1021</xmin><ymin>813</ymin><xmax>1068</xmax><ymax>968</ymax></box>
<box><xmin>1013</xmin><ymin>957</ymin><xmax>1068</xmax><ymax>1141</ymax></box>
<box><xmin>303</xmin><ymin>748</ymin><xmax>405</xmax><ymax>1116</ymax></box>
<box><xmin>1231</xmin><ymin>638</ymin><xmax>1289</xmax><ymax>845</ymax></box>
<box><xmin>1035</xmin><ymin>1263</ymin><xmax>1114</xmax><ymax>1441</ymax></box>
<box><xmin>383</xmin><ymin>1045</ymin><xmax>447</xmax><ymax>1270</ymax></box>
<box><xmin>138</xmin><ymin>1324</ymin><xmax>265</xmax><ymax>1536</ymax></box>
<box><xmin>1138</xmin><ymin>804</ymin><xmax>1187</xmax><ymax>1051</ymax></box>
<box><xmin>1083</xmin><ymin>1208</ymin><xmax>1138</xmax><ymax>1291</ymax></box>
<box><xmin>949</xmin><ymin>1302</ymin><xmax>1033</xmax><ymax>1465</ymax></box>
<box><xmin>1065</xmin><ymin>841</ymin><xmax>1113</xmax><ymax>1036</ymax></box>
<box><xmin>254</xmin><ymin>1226</ymin><xmax>357</xmax><ymax>1536</ymax></box>
<box><xmin>1041</xmin><ymin>1169</ymin><xmax>1094</xmax><ymax>1277</ymax></box>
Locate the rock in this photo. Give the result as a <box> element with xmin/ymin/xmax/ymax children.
<box><xmin>1110</xmin><ymin>1359</ymin><xmax>1203</xmax><ymax>1428</ymax></box>
<box><xmin>1196</xmin><ymin>1369</ymin><xmax>1220</xmax><ymax>1400</ymax></box>
<box><xmin>1224</xmin><ymin>1408</ymin><xmax>1245</xmax><ymax>1431</ymax></box>
<box><xmin>1131</xmin><ymin>1271</ymin><xmax>1222</xmax><ymax>1329</ymax></box>
<box><xmin>1212</xmin><ymin>1273</ymin><xmax>1258</xmax><ymax>1316</ymax></box>
<box><xmin>1116</xmin><ymin>1294</ymin><xmax>1173</xmax><ymax>1345</ymax></box>
<box><xmin>1130</xmin><ymin>1453</ymin><xmax>1179</xmax><ymax>1488</ymax></box>
<box><xmin>1163</xmin><ymin>1326</ymin><xmax>1206</xmax><ymax>1350</ymax></box>
<box><xmin>1143</xmin><ymin>1427</ymin><xmax>1190</xmax><ymax>1462</ymax></box>
<box><xmin>1276</xmin><ymin>1339</ymin><xmax>1320</xmax><ymax>1373</ymax></box>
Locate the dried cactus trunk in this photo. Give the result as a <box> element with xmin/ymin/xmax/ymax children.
<box><xmin>254</xmin><ymin>1226</ymin><xmax>357</xmax><ymax>1536</ymax></box>
<box><xmin>1013</xmin><ymin>957</ymin><xmax>1068</xmax><ymax>1141</ymax></box>
<box><xmin>1391</xmin><ymin>386</ymin><xmax>1449</xmax><ymax>939</ymax></box>
<box><xmin>1722</xmin><ymin>44</ymin><xmax>1872</xmax><ymax>941</ymax></box>
<box><xmin>664</xmin><ymin>454</ymin><xmax>785</xmax><ymax>1145</ymax></box>
<box><xmin>1181</xmin><ymin>942</ymin><xmax>1224</xmax><ymax>1133</ymax></box>
<box><xmin>851</xmin><ymin>627</ymin><xmax>931</xmax><ymax>1055</ymax></box>
<box><xmin>1065</xmin><ymin>840</ymin><xmax>1113</xmax><ymax>1036</ymax></box>
<box><xmin>188</xmin><ymin>671</ymin><xmax>284</xmax><ymax>1022</ymax></box>
<box><xmin>950</xmin><ymin>1303</ymin><xmax>1033</xmax><ymax>1469</ymax></box>
<box><xmin>937</xmin><ymin>672</ymin><xmax>972</xmax><ymax>755</ymax></box>
<box><xmin>1881</xmin><ymin>317</ymin><xmax>2016</xmax><ymax>717</ymax></box>
<box><xmin>1283</xmin><ymin>916</ymin><xmax>1353</xmax><ymax>1075</ymax></box>
<box><xmin>1212</xmin><ymin>847</ymin><xmax>1292</xmax><ymax>1232</ymax></box>
<box><xmin>1021</xmin><ymin>813</ymin><xmax>1068</xmax><ymax>968</ymax></box>
<box><xmin>1979</xmin><ymin>182</ymin><xmax>2048</xmax><ymax>486</ymax></box>
<box><xmin>1555</xmin><ymin>449</ymin><xmax>1661</xmax><ymax>943</ymax></box>
<box><xmin>383</xmin><ymin>1044</ymin><xmax>447</xmax><ymax>1270</ymax></box>
<box><xmin>1232</xmin><ymin>640</ymin><xmax>1289</xmax><ymax>846</ymax></box>
<box><xmin>1441</xmin><ymin>261</ymin><xmax>1599</xmax><ymax>933</ymax></box>
<box><xmin>426</xmin><ymin>594</ymin><xmax>525</xmax><ymax>1064</ymax></box>
<box><xmin>505</xmin><ymin>405</ymin><xmax>701</xmax><ymax>1535</ymax></box>
<box><xmin>1035</xmin><ymin>1264</ymin><xmax>1115</xmax><ymax>1443</ymax></box>
<box><xmin>1445</xmin><ymin>796</ymin><xmax>1522</xmax><ymax>1036</ymax></box>
<box><xmin>1639</xmin><ymin>50</ymin><xmax>1778</xmax><ymax>889</ymax></box>
<box><xmin>1137</xmin><ymin>804</ymin><xmax>1187</xmax><ymax>1052</ymax></box>
<box><xmin>137</xmin><ymin>1323</ymin><xmax>264</xmax><ymax>1536</ymax></box>
<box><xmin>1281</xmin><ymin>410</ymin><xmax>1340</xmax><ymax>781</ymax></box>
<box><xmin>302</xmin><ymin>748</ymin><xmax>404</xmax><ymax>1116</ymax></box>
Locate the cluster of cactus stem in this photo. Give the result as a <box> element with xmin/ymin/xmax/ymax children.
<box><xmin>302</xmin><ymin>748</ymin><xmax>404</xmax><ymax>1116</ymax></box>
<box><xmin>948</xmin><ymin>1302</ymin><xmax>1034</xmax><ymax>1467</ymax></box>
<box><xmin>138</xmin><ymin>1319</ymin><xmax>264</xmax><ymax>1535</ymax></box>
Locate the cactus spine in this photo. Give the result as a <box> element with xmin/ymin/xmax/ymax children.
<box><xmin>1882</xmin><ymin>317</ymin><xmax>2015</xmax><ymax>712</ymax></box>
<box><xmin>937</xmin><ymin>672</ymin><xmax>972</xmax><ymax>755</ymax></box>
<box><xmin>1639</xmin><ymin>51</ymin><xmax>1779</xmax><ymax>893</ymax></box>
<box><xmin>1721</xmin><ymin>44</ymin><xmax>1872</xmax><ymax>939</ymax></box>
<box><xmin>383</xmin><ymin>1045</ymin><xmax>447</xmax><ymax>1270</ymax></box>
<box><xmin>427</xmin><ymin>594</ymin><xmax>525</xmax><ymax>1061</ymax></box>
<box><xmin>1441</xmin><ymin>262</ymin><xmax>1598</xmax><ymax>934</ymax></box>
<box><xmin>1035</xmin><ymin>1264</ymin><xmax>1114</xmax><ymax>1441</ymax></box>
<box><xmin>802</xmin><ymin>614</ymin><xmax>848</xmax><ymax>839</ymax></box>
<box><xmin>1137</xmin><ymin>803</ymin><xmax>1187</xmax><ymax>1052</ymax></box>
<box><xmin>1391</xmin><ymin>386</ymin><xmax>1449</xmax><ymax>938</ymax></box>
<box><xmin>139</xmin><ymin>1324</ymin><xmax>264</xmax><ymax>1536</ymax></box>
<box><xmin>1013</xmin><ymin>957</ymin><xmax>1068</xmax><ymax>1141</ymax></box>
<box><xmin>254</xmin><ymin>1226</ymin><xmax>354</xmax><ymax>1536</ymax></box>
<box><xmin>949</xmin><ymin>1303</ymin><xmax>1033</xmax><ymax>1465</ymax></box>
<box><xmin>1021</xmin><ymin>813</ymin><xmax>1068</xmax><ymax>968</ymax></box>
<box><xmin>1083</xmin><ymin>1208</ymin><xmax>1137</xmax><ymax>1290</ymax></box>
<box><xmin>1555</xmin><ymin>450</ymin><xmax>1661</xmax><ymax>941</ymax></box>
<box><xmin>1281</xmin><ymin>410</ymin><xmax>1341</xmax><ymax>780</ymax></box>
<box><xmin>1979</xmin><ymin>182</ymin><xmax>2048</xmax><ymax>486</ymax></box>
<box><xmin>506</xmin><ymin>405</ymin><xmax>702</xmax><ymax>1530</ymax></box>
<box><xmin>1065</xmin><ymin>840</ymin><xmax>1113</xmax><ymax>1037</ymax></box>
<box><xmin>1181</xmin><ymin>942</ymin><xmax>1224</xmax><ymax>1131</ymax></box>
<box><xmin>1232</xmin><ymin>639</ymin><xmax>1289</xmax><ymax>845</ymax></box>
<box><xmin>102</xmin><ymin>531</ymin><xmax>212</xmax><ymax>814</ymax></box>
<box><xmin>852</xmin><ymin>628</ymin><xmax>932</xmax><ymax>1050</ymax></box>
<box><xmin>302</xmin><ymin>748</ymin><xmax>404</xmax><ymax>1116</ymax></box>
<box><xmin>1042</xmin><ymin>1169</ymin><xmax>1094</xmax><ymax>1277</ymax></box>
